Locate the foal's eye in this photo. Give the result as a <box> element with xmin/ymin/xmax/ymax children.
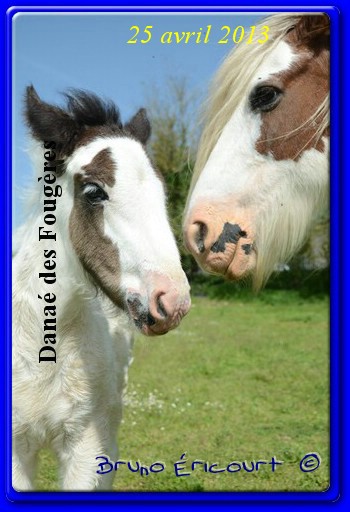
<box><xmin>82</xmin><ymin>183</ymin><xmax>109</xmax><ymax>205</ymax></box>
<box><xmin>249</xmin><ymin>85</ymin><xmax>283</xmax><ymax>113</ymax></box>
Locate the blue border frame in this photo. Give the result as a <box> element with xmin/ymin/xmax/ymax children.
<box><xmin>2</xmin><ymin>2</ymin><xmax>348</xmax><ymax>510</ymax></box>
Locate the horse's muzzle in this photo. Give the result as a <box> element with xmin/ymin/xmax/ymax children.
<box><xmin>183</xmin><ymin>204</ymin><xmax>256</xmax><ymax>280</ymax></box>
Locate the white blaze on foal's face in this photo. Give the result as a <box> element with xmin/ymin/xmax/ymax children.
<box><xmin>103</xmin><ymin>138</ymin><xmax>184</xmax><ymax>287</ymax></box>
<box><xmin>184</xmin><ymin>15</ymin><xmax>329</xmax><ymax>288</ymax></box>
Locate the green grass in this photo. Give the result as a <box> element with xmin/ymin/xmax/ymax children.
<box><xmin>35</xmin><ymin>294</ymin><xmax>329</xmax><ymax>492</ymax></box>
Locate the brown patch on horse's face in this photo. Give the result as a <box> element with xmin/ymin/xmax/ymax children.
<box><xmin>69</xmin><ymin>157</ymin><xmax>123</xmax><ymax>309</ymax></box>
<box><xmin>81</xmin><ymin>148</ymin><xmax>116</xmax><ymax>187</ymax></box>
<box><xmin>256</xmin><ymin>25</ymin><xmax>329</xmax><ymax>161</ymax></box>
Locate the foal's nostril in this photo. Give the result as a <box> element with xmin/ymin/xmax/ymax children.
<box><xmin>195</xmin><ymin>222</ymin><xmax>208</xmax><ymax>254</ymax></box>
<box><xmin>156</xmin><ymin>295</ymin><xmax>168</xmax><ymax>318</ymax></box>
<box><xmin>146</xmin><ymin>312</ymin><xmax>156</xmax><ymax>326</ymax></box>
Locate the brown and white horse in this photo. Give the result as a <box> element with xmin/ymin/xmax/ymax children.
<box><xmin>184</xmin><ymin>14</ymin><xmax>329</xmax><ymax>289</ymax></box>
<box><xmin>13</xmin><ymin>87</ymin><xmax>190</xmax><ymax>490</ymax></box>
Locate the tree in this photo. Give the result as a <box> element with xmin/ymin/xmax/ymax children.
<box><xmin>145</xmin><ymin>77</ymin><xmax>200</xmax><ymax>278</ymax></box>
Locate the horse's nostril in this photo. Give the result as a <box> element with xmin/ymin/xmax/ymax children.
<box><xmin>157</xmin><ymin>295</ymin><xmax>168</xmax><ymax>318</ymax></box>
<box><xmin>195</xmin><ymin>222</ymin><xmax>208</xmax><ymax>253</ymax></box>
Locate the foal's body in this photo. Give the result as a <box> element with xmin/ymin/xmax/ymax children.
<box><xmin>13</xmin><ymin>88</ymin><xmax>190</xmax><ymax>490</ymax></box>
<box><xmin>13</xmin><ymin>255</ymin><xmax>128</xmax><ymax>489</ymax></box>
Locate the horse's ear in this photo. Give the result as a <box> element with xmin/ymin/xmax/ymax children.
<box><xmin>125</xmin><ymin>108</ymin><xmax>151</xmax><ymax>145</ymax></box>
<box><xmin>25</xmin><ymin>85</ymin><xmax>79</xmax><ymax>151</ymax></box>
<box><xmin>294</xmin><ymin>14</ymin><xmax>329</xmax><ymax>50</ymax></box>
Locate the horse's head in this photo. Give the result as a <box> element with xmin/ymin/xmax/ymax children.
<box><xmin>184</xmin><ymin>14</ymin><xmax>329</xmax><ymax>289</ymax></box>
<box><xmin>25</xmin><ymin>86</ymin><xmax>190</xmax><ymax>335</ymax></box>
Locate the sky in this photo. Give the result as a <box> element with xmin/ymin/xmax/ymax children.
<box><xmin>12</xmin><ymin>11</ymin><xmax>266</xmax><ymax>228</ymax></box>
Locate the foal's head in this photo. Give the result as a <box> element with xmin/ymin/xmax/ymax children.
<box><xmin>184</xmin><ymin>14</ymin><xmax>329</xmax><ymax>289</ymax></box>
<box><xmin>26</xmin><ymin>86</ymin><xmax>190</xmax><ymax>335</ymax></box>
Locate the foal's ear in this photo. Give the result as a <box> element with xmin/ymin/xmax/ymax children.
<box><xmin>25</xmin><ymin>85</ymin><xmax>78</xmax><ymax>151</ymax></box>
<box><xmin>295</xmin><ymin>14</ymin><xmax>330</xmax><ymax>50</ymax></box>
<box><xmin>125</xmin><ymin>108</ymin><xmax>151</xmax><ymax>145</ymax></box>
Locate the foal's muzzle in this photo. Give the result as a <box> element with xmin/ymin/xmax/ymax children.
<box><xmin>126</xmin><ymin>273</ymin><xmax>191</xmax><ymax>336</ymax></box>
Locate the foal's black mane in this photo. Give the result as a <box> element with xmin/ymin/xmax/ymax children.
<box><xmin>63</xmin><ymin>89</ymin><xmax>123</xmax><ymax>129</ymax></box>
<box><xmin>25</xmin><ymin>85</ymin><xmax>151</xmax><ymax>163</ymax></box>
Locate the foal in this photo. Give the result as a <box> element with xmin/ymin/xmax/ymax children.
<box><xmin>13</xmin><ymin>87</ymin><xmax>190</xmax><ymax>490</ymax></box>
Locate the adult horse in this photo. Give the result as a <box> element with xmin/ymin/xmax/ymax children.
<box><xmin>13</xmin><ymin>87</ymin><xmax>190</xmax><ymax>490</ymax></box>
<box><xmin>184</xmin><ymin>14</ymin><xmax>329</xmax><ymax>289</ymax></box>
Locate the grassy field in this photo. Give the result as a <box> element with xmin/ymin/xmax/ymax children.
<box><xmin>36</xmin><ymin>292</ymin><xmax>329</xmax><ymax>492</ymax></box>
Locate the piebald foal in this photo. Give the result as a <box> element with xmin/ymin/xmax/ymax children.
<box><xmin>13</xmin><ymin>87</ymin><xmax>190</xmax><ymax>490</ymax></box>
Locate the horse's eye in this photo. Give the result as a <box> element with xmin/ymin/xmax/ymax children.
<box><xmin>82</xmin><ymin>183</ymin><xmax>109</xmax><ymax>205</ymax></box>
<box><xmin>249</xmin><ymin>85</ymin><xmax>283</xmax><ymax>113</ymax></box>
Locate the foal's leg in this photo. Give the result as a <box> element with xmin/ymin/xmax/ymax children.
<box><xmin>57</xmin><ymin>419</ymin><xmax>119</xmax><ymax>491</ymax></box>
<box><xmin>12</xmin><ymin>434</ymin><xmax>38</xmax><ymax>491</ymax></box>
